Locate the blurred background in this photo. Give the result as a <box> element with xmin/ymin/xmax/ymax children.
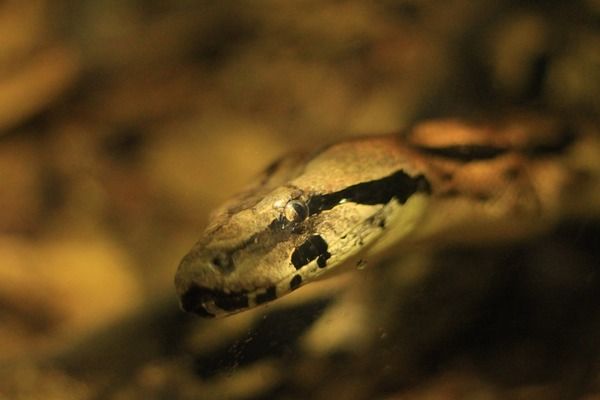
<box><xmin>0</xmin><ymin>1</ymin><xmax>599</xmax><ymax>399</ymax></box>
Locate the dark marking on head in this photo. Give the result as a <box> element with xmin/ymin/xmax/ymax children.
<box><xmin>180</xmin><ymin>285</ymin><xmax>249</xmax><ymax>317</ymax></box>
<box><xmin>413</xmin><ymin>144</ymin><xmax>508</xmax><ymax>162</ymax></box>
<box><xmin>317</xmin><ymin>252</ymin><xmax>331</xmax><ymax>268</ymax></box>
<box><xmin>290</xmin><ymin>274</ymin><xmax>302</xmax><ymax>290</ymax></box>
<box><xmin>307</xmin><ymin>170</ymin><xmax>431</xmax><ymax>215</ymax></box>
<box><xmin>378</xmin><ymin>219</ymin><xmax>386</xmax><ymax>229</ymax></box>
<box><xmin>218</xmin><ymin>214</ymin><xmax>296</xmax><ymax>265</ymax></box>
<box><xmin>210</xmin><ymin>200</ymin><xmax>312</xmax><ymax>273</ymax></box>
<box><xmin>291</xmin><ymin>235</ymin><xmax>329</xmax><ymax>270</ymax></box>
<box><xmin>255</xmin><ymin>286</ymin><xmax>277</xmax><ymax>305</ymax></box>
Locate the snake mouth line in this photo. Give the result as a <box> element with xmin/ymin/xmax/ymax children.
<box><xmin>180</xmin><ymin>285</ymin><xmax>251</xmax><ymax>318</ymax></box>
<box><xmin>180</xmin><ymin>271</ymin><xmax>309</xmax><ymax>318</ymax></box>
<box><xmin>181</xmin><ymin>285</ymin><xmax>287</xmax><ymax>318</ymax></box>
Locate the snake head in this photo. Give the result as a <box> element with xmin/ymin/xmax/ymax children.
<box><xmin>175</xmin><ymin>137</ymin><xmax>430</xmax><ymax>317</ymax></box>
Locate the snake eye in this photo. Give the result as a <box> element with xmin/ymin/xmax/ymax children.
<box><xmin>284</xmin><ymin>199</ymin><xmax>308</xmax><ymax>222</ymax></box>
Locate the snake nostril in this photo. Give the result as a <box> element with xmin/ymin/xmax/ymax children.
<box><xmin>211</xmin><ymin>257</ymin><xmax>222</xmax><ymax>267</ymax></box>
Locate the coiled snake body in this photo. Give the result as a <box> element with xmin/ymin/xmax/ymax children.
<box><xmin>175</xmin><ymin>114</ymin><xmax>600</xmax><ymax>318</ymax></box>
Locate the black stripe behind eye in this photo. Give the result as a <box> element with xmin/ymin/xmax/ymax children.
<box><xmin>413</xmin><ymin>127</ymin><xmax>576</xmax><ymax>161</ymax></box>
<box><xmin>413</xmin><ymin>144</ymin><xmax>508</xmax><ymax>162</ymax></box>
<box><xmin>307</xmin><ymin>170</ymin><xmax>430</xmax><ymax>215</ymax></box>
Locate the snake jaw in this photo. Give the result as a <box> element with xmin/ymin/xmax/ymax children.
<box><xmin>178</xmin><ymin>284</ymin><xmax>251</xmax><ymax>318</ymax></box>
<box><xmin>177</xmin><ymin>259</ymin><xmax>320</xmax><ymax>318</ymax></box>
<box><xmin>175</xmin><ymin>238</ymin><xmax>293</xmax><ymax>317</ymax></box>
<box><xmin>177</xmin><ymin>271</ymin><xmax>291</xmax><ymax>318</ymax></box>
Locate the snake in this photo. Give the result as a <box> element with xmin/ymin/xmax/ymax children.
<box><xmin>174</xmin><ymin>113</ymin><xmax>600</xmax><ymax>318</ymax></box>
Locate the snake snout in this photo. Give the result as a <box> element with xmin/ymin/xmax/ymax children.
<box><xmin>175</xmin><ymin>246</ymin><xmax>252</xmax><ymax>317</ymax></box>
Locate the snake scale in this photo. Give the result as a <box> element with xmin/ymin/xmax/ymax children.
<box><xmin>175</xmin><ymin>113</ymin><xmax>600</xmax><ymax>318</ymax></box>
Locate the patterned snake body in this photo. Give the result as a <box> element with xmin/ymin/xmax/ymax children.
<box><xmin>175</xmin><ymin>115</ymin><xmax>600</xmax><ymax>318</ymax></box>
